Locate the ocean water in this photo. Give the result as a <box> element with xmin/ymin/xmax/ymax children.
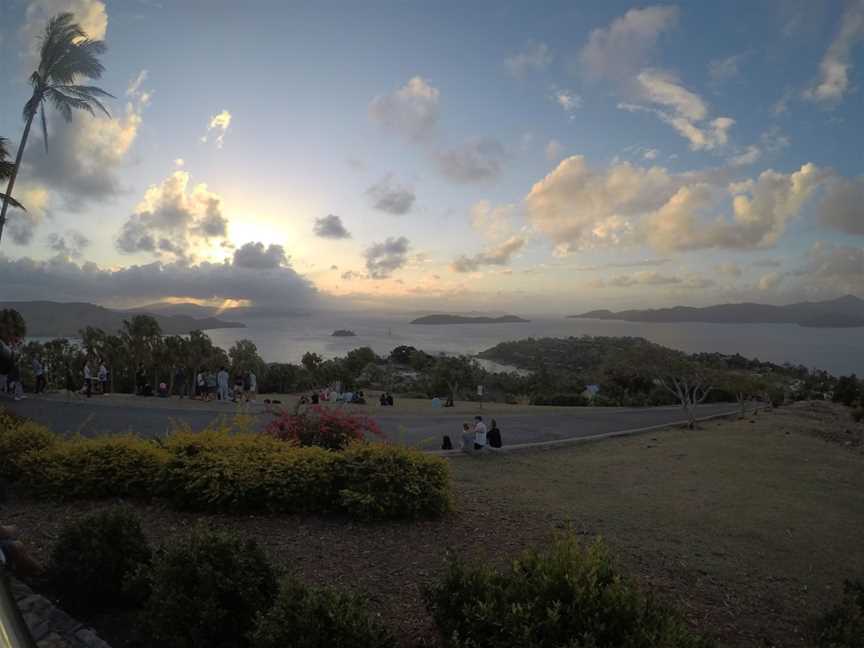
<box><xmin>203</xmin><ymin>313</ymin><xmax>864</xmax><ymax>376</ymax></box>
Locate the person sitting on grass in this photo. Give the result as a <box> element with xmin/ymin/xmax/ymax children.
<box><xmin>488</xmin><ymin>418</ymin><xmax>502</xmax><ymax>448</ymax></box>
<box><xmin>0</xmin><ymin>524</ymin><xmax>42</xmax><ymax>579</ymax></box>
<box><xmin>473</xmin><ymin>415</ymin><xmax>487</xmax><ymax>450</ymax></box>
<box><xmin>460</xmin><ymin>422</ymin><xmax>474</xmax><ymax>452</ymax></box>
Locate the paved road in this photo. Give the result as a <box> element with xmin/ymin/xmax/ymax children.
<box><xmin>2</xmin><ymin>395</ymin><xmax>738</xmax><ymax>448</ymax></box>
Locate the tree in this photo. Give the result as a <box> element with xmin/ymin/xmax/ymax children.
<box><xmin>722</xmin><ymin>373</ymin><xmax>768</xmax><ymax>418</ymax></box>
<box><xmin>0</xmin><ymin>13</ymin><xmax>114</xmax><ymax>244</ymax></box>
<box><xmin>428</xmin><ymin>355</ymin><xmax>481</xmax><ymax>404</ymax></box>
<box><xmin>389</xmin><ymin>345</ymin><xmax>418</xmax><ymax>366</ymax></box>
<box><xmin>833</xmin><ymin>374</ymin><xmax>861</xmax><ymax>407</ymax></box>
<box><xmin>301</xmin><ymin>351</ymin><xmax>323</xmax><ymax>374</ymax></box>
<box><xmin>121</xmin><ymin>315</ymin><xmax>162</xmax><ymax>369</ymax></box>
<box><xmin>0</xmin><ymin>138</ymin><xmax>25</xmax><ymax>211</ymax></box>
<box><xmin>101</xmin><ymin>334</ymin><xmax>125</xmax><ymax>393</ymax></box>
<box><xmin>228</xmin><ymin>339</ymin><xmax>264</xmax><ymax>374</ymax></box>
<box><xmin>187</xmin><ymin>330</ymin><xmax>215</xmax><ymax>397</ymax></box>
<box><xmin>0</xmin><ymin>308</ymin><xmax>26</xmax><ymax>345</ymax></box>
<box><xmin>344</xmin><ymin>347</ymin><xmax>378</xmax><ymax>377</ymax></box>
<box><xmin>78</xmin><ymin>325</ymin><xmax>106</xmax><ymax>359</ymax></box>
<box><xmin>655</xmin><ymin>360</ymin><xmax>714</xmax><ymax>429</ymax></box>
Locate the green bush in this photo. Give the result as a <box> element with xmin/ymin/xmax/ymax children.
<box><xmin>139</xmin><ymin>526</ymin><xmax>278</xmax><ymax>648</ymax></box>
<box><xmin>21</xmin><ymin>434</ymin><xmax>168</xmax><ymax>499</ymax></box>
<box><xmin>425</xmin><ymin>535</ymin><xmax>712</xmax><ymax>648</ymax></box>
<box><xmin>0</xmin><ymin>418</ymin><xmax>57</xmax><ymax>480</ymax></box>
<box><xmin>162</xmin><ymin>430</ymin><xmax>337</xmax><ymax>513</ymax></box>
<box><xmin>252</xmin><ymin>578</ymin><xmax>395</xmax><ymax>648</ymax></box>
<box><xmin>46</xmin><ymin>508</ymin><xmax>151</xmax><ymax>614</ymax></box>
<box><xmin>816</xmin><ymin>579</ymin><xmax>864</xmax><ymax>647</ymax></box>
<box><xmin>336</xmin><ymin>443</ymin><xmax>451</xmax><ymax>519</ymax></box>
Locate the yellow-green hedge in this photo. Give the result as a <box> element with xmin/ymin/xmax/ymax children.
<box><xmin>3</xmin><ymin>418</ymin><xmax>451</xmax><ymax>519</ymax></box>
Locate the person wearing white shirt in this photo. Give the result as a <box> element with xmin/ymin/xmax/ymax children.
<box><xmin>473</xmin><ymin>415</ymin><xmax>488</xmax><ymax>450</ymax></box>
<box><xmin>217</xmin><ymin>366</ymin><xmax>230</xmax><ymax>402</ymax></box>
<box><xmin>83</xmin><ymin>362</ymin><xmax>92</xmax><ymax>398</ymax></box>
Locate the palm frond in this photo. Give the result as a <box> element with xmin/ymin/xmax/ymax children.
<box><xmin>45</xmin><ymin>39</ymin><xmax>107</xmax><ymax>84</ymax></box>
<box><xmin>0</xmin><ymin>193</ymin><xmax>25</xmax><ymax>211</ymax></box>
<box><xmin>47</xmin><ymin>89</ymin><xmax>95</xmax><ymax>121</ymax></box>
<box><xmin>53</xmin><ymin>85</ymin><xmax>114</xmax><ymax>117</ymax></box>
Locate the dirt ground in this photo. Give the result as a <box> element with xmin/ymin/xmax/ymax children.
<box><xmin>4</xmin><ymin>401</ymin><xmax>864</xmax><ymax>647</ymax></box>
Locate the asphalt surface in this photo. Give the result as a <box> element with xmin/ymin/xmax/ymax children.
<box><xmin>2</xmin><ymin>394</ymin><xmax>739</xmax><ymax>449</ymax></box>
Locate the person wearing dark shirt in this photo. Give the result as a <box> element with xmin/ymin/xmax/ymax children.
<box><xmin>488</xmin><ymin>418</ymin><xmax>503</xmax><ymax>448</ymax></box>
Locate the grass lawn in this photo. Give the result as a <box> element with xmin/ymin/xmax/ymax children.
<box><xmin>5</xmin><ymin>401</ymin><xmax>863</xmax><ymax>647</ymax></box>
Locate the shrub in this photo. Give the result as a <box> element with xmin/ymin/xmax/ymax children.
<box><xmin>46</xmin><ymin>508</ymin><xmax>151</xmax><ymax>614</ymax></box>
<box><xmin>162</xmin><ymin>430</ymin><xmax>337</xmax><ymax>513</ymax></box>
<box><xmin>336</xmin><ymin>443</ymin><xmax>451</xmax><ymax>519</ymax></box>
<box><xmin>266</xmin><ymin>405</ymin><xmax>386</xmax><ymax>449</ymax></box>
<box><xmin>531</xmin><ymin>393</ymin><xmax>588</xmax><ymax>407</ymax></box>
<box><xmin>425</xmin><ymin>535</ymin><xmax>712</xmax><ymax>648</ymax></box>
<box><xmin>0</xmin><ymin>418</ymin><xmax>57</xmax><ymax>480</ymax></box>
<box><xmin>816</xmin><ymin>579</ymin><xmax>864</xmax><ymax>647</ymax></box>
<box><xmin>20</xmin><ymin>434</ymin><xmax>168</xmax><ymax>499</ymax></box>
<box><xmin>252</xmin><ymin>578</ymin><xmax>396</xmax><ymax>648</ymax></box>
<box><xmin>140</xmin><ymin>526</ymin><xmax>278</xmax><ymax>648</ymax></box>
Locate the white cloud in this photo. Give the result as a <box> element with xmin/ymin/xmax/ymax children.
<box><xmin>607</xmin><ymin>271</ymin><xmax>682</xmax><ymax>287</ymax></box>
<box><xmin>820</xmin><ymin>174</ymin><xmax>864</xmax><ymax>235</ymax></box>
<box><xmin>715</xmin><ymin>262</ymin><xmax>742</xmax><ymax>278</ymax></box>
<box><xmin>804</xmin><ymin>0</ymin><xmax>864</xmax><ymax>103</ymax></box>
<box><xmin>174</xmin><ymin>158</ymin><xmax>185</xmax><ymax>167</ymax></box>
<box><xmin>579</xmin><ymin>5</ymin><xmax>679</xmax><ymax>81</ymax></box>
<box><xmin>46</xmin><ymin>229</ymin><xmax>89</xmax><ymax>258</ymax></box>
<box><xmin>470</xmin><ymin>200</ymin><xmax>516</xmax><ymax>241</ymax></box>
<box><xmin>366</xmin><ymin>175</ymin><xmax>416</xmax><ymax>215</ymax></box>
<box><xmin>201</xmin><ymin>110</ymin><xmax>232</xmax><ymax>148</ymax></box>
<box><xmin>435</xmin><ymin>136</ymin><xmax>506</xmax><ymax>183</ymax></box>
<box><xmin>450</xmin><ymin>236</ymin><xmax>526</xmax><ymax>273</ymax></box>
<box><xmin>369</xmin><ymin>76</ymin><xmax>440</xmax><ymax>140</ymax></box>
<box><xmin>708</xmin><ymin>54</ymin><xmax>745</xmax><ymax>83</ymax></box>
<box><xmin>365</xmin><ymin>236</ymin><xmax>410</xmax><ymax>279</ymax></box>
<box><xmin>729</xmin><ymin>145</ymin><xmax>762</xmax><ymax>167</ymax></box>
<box><xmin>505</xmin><ymin>42</ymin><xmax>552</xmax><ymax>78</ymax></box>
<box><xmin>643</xmin><ymin>148</ymin><xmax>659</xmax><ymax>160</ymax></box>
<box><xmin>545</xmin><ymin>139</ymin><xmax>563</xmax><ymax>162</ymax></box>
<box><xmin>552</xmin><ymin>89</ymin><xmax>582</xmax><ymax>115</ymax></box>
<box><xmin>804</xmin><ymin>242</ymin><xmax>864</xmax><ymax>293</ymax></box>
<box><xmin>758</xmin><ymin>271</ymin><xmax>786</xmax><ymax>291</ymax></box>
<box><xmin>116</xmin><ymin>170</ymin><xmax>229</xmax><ymax>260</ymax></box>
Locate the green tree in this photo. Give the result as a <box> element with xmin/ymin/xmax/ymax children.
<box><xmin>301</xmin><ymin>351</ymin><xmax>323</xmax><ymax>374</ymax></box>
<box><xmin>428</xmin><ymin>355</ymin><xmax>481</xmax><ymax>404</ymax></box>
<box><xmin>163</xmin><ymin>335</ymin><xmax>190</xmax><ymax>393</ymax></box>
<box><xmin>0</xmin><ymin>138</ymin><xmax>25</xmax><ymax>210</ymax></box>
<box><xmin>101</xmin><ymin>333</ymin><xmax>124</xmax><ymax>393</ymax></box>
<box><xmin>0</xmin><ymin>13</ymin><xmax>114</xmax><ymax>244</ymax></box>
<box><xmin>78</xmin><ymin>325</ymin><xmax>106</xmax><ymax>359</ymax></box>
<box><xmin>229</xmin><ymin>339</ymin><xmax>264</xmax><ymax>374</ymax></box>
<box><xmin>0</xmin><ymin>308</ymin><xmax>26</xmax><ymax>344</ymax></box>
<box><xmin>187</xmin><ymin>330</ymin><xmax>215</xmax><ymax>396</ymax></box>
<box><xmin>121</xmin><ymin>315</ymin><xmax>162</xmax><ymax>370</ymax></box>
<box><xmin>344</xmin><ymin>346</ymin><xmax>378</xmax><ymax>377</ymax></box>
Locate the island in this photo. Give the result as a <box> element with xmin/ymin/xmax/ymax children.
<box><xmin>410</xmin><ymin>314</ymin><xmax>530</xmax><ymax>325</ymax></box>
<box><xmin>569</xmin><ymin>295</ymin><xmax>864</xmax><ymax>328</ymax></box>
<box><xmin>331</xmin><ymin>329</ymin><xmax>357</xmax><ymax>337</ymax></box>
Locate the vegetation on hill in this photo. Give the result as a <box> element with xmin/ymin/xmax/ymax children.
<box><xmin>410</xmin><ymin>314</ymin><xmax>529</xmax><ymax>324</ymax></box>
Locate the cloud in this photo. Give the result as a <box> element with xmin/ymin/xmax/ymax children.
<box><xmin>758</xmin><ymin>271</ymin><xmax>786</xmax><ymax>291</ymax></box>
<box><xmin>708</xmin><ymin>54</ymin><xmax>745</xmax><ymax>83</ymax></box>
<box><xmin>201</xmin><ymin>110</ymin><xmax>232</xmax><ymax>148</ymax></box>
<box><xmin>313</xmin><ymin>214</ymin><xmax>351</xmax><ymax>239</ymax></box>
<box><xmin>366</xmin><ymin>175</ymin><xmax>416</xmax><ymax>215</ymax></box>
<box><xmin>364</xmin><ymin>236</ymin><xmax>410</xmax><ymax>279</ymax></box>
<box><xmin>715</xmin><ymin>262</ymin><xmax>742</xmax><ymax>278</ymax></box>
<box><xmin>435</xmin><ymin>136</ymin><xmax>506</xmax><ymax>183</ymax></box>
<box><xmin>369</xmin><ymin>76</ymin><xmax>440</xmax><ymax>140</ymax></box>
<box><xmin>46</xmin><ymin>230</ymin><xmax>90</xmax><ymax>258</ymax></box>
<box><xmin>804</xmin><ymin>0</ymin><xmax>864</xmax><ymax>103</ymax></box>
<box><xmin>5</xmin><ymin>185</ymin><xmax>49</xmax><ymax>245</ymax></box>
<box><xmin>0</xmin><ymin>253</ymin><xmax>317</xmax><ymax>308</ymax></box>
<box><xmin>116</xmin><ymin>170</ymin><xmax>229</xmax><ymax>260</ymax></box>
<box><xmin>643</xmin><ymin>148</ymin><xmax>659</xmax><ymax>160</ymax></box>
<box><xmin>579</xmin><ymin>5</ymin><xmax>679</xmax><ymax>81</ymax></box>
<box><xmin>525</xmin><ymin>155</ymin><xmax>829</xmax><ymax>254</ymax></box>
<box><xmin>23</xmin><ymin>0</ymin><xmax>108</xmax><ymax>63</ymax></box>
<box><xmin>729</xmin><ymin>145</ymin><xmax>762</xmax><ymax>167</ymax></box>
<box><xmin>470</xmin><ymin>200</ymin><xmax>516</xmax><ymax>241</ymax></box>
<box><xmin>450</xmin><ymin>236</ymin><xmax>525</xmax><ymax>273</ymax></box>
<box><xmin>506</xmin><ymin>42</ymin><xmax>552</xmax><ymax>78</ymax></box>
<box><xmin>623</xmin><ymin>70</ymin><xmax>735</xmax><ymax>151</ymax></box>
<box><xmin>752</xmin><ymin>258</ymin><xmax>782</xmax><ymax>268</ymax></box>
<box><xmin>607</xmin><ymin>271</ymin><xmax>682</xmax><ymax>287</ymax></box>
<box><xmin>551</xmin><ymin>89</ymin><xmax>582</xmax><ymax>115</ymax></box>
<box><xmin>819</xmin><ymin>174</ymin><xmax>864</xmax><ymax>235</ymax></box>
<box><xmin>804</xmin><ymin>241</ymin><xmax>864</xmax><ymax>293</ymax></box>
<box><xmin>546</xmin><ymin>139</ymin><xmax>563</xmax><ymax>162</ymax></box>
<box><xmin>232</xmin><ymin>241</ymin><xmax>287</xmax><ymax>269</ymax></box>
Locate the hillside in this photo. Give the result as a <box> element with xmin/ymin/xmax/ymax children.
<box><xmin>1</xmin><ymin>301</ymin><xmax>245</xmax><ymax>337</ymax></box>
<box><xmin>571</xmin><ymin>295</ymin><xmax>864</xmax><ymax>328</ymax></box>
<box><xmin>411</xmin><ymin>314</ymin><xmax>530</xmax><ymax>325</ymax></box>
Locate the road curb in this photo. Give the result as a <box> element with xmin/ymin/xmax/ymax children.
<box><xmin>427</xmin><ymin>408</ymin><xmax>746</xmax><ymax>457</ymax></box>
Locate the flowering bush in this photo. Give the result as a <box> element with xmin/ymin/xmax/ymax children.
<box><xmin>266</xmin><ymin>405</ymin><xmax>386</xmax><ymax>450</ymax></box>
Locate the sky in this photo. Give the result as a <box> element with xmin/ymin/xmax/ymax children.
<box><xmin>0</xmin><ymin>0</ymin><xmax>863</xmax><ymax>314</ymax></box>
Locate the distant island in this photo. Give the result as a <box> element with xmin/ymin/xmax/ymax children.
<box><xmin>1</xmin><ymin>301</ymin><xmax>245</xmax><ymax>338</ymax></box>
<box><xmin>411</xmin><ymin>314</ymin><xmax>530</xmax><ymax>325</ymax></box>
<box><xmin>331</xmin><ymin>329</ymin><xmax>357</xmax><ymax>337</ymax></box>
<box><xmin>570</xmin><ymin>295</ymin><xmax>864</xmax><ymax>328</ymax></box>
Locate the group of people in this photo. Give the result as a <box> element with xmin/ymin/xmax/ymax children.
<box><xmin>194</xmin><ymin>367</ymin><xmax>257</xmax><ymax>403</ymax></box>
<box><xmin>0</xmin><ymin>354</ymin><xmax>107</xmax><ymax>400</ymax></box>
<box><xmin>442</xmin><ymin>415</ymin><xmax>502</xmax><ymax>451</ymax></box>
<box><xmin>82</xmin><ymin>358</ymin><xmax>109</xmax><ymax>397</ymax></box>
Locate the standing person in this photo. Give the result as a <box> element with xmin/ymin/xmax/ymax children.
<box><xmin>205</xmin><ymin>371</ymin><xmax>217</xmax><ymax>401</ymax></box>
<box><xmin>8</xmin><ymin>359</ymin><xmax>24</xmax><ymax>401</ymax></box>
<box><xmin>488</xmin><ymin>418</ymin><xmax>502</xmax><ymax>448</ymax></box>
<box><xmin>246</xmin><ymin>370</ymin><xmax>257</xmax><ymax>402</ymax></box>
<box><xmin>135</xmin><ymin>362</ymin><xmax>147</xmax><ymax>396</ymax></box>
<box><xmin>83</xmin><ymin>361</ymin><xmax>92</xmax><ymax>398</ymax></box>
<box><xmin>473</xmin><ymin>415</ymin><xmax>487</xmax><ymax>450</ymax></box>
<box><xmin>217</xmin><ymin>366</ymin><xmax>230</xmax><ymax>402</ymax></box>
<box><xmin>32</xmin><ymin>355</ymin><xmax>46</xmax><ymax>394</ymax></box>
<box><xmin>196</xmin><ymin>370</ymin><xmax>205</xmax><ymax>399</ymax></box>
<box><xmin>98</xmin><ymin>360</ymin><xmax>108</xmax><ymax>395</ymax></box>
<box><xmin>174</xmin><ymin>365</ymin><xmax>187</xmax><ymax>399</ymax></box>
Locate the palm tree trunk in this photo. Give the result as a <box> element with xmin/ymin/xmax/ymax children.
<box><xmin>0</xmin><ymin>110</ymin><xmax>35</xmax><ymax>244</ymax></box>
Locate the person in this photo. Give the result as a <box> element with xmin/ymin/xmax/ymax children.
<box><xmin>386</xmin><ymin>392</ymin><xmax>394</xmax><ymax>406</ymax></box>
<box><xmin>379</xmin><ymin>392</ymin><xmax>387</xmax><ymax>406</ymax></box>
<box><xmin>83</xmin><ymin>361</ymin><xmax>92</xmax><ymax>398</ymax></box>
<box><xmin>157</xmin><ymin>381</ymin><xmax>169</xmax><ymax>398</ymax></box>
<box><xmin>460</xmin><ymin>422</ymin><xmax>474</xmax><ymax>452</ymax></box>
<box><xmin>174</xmin><ymin>365</ymin><xmax>186</xmax><ymax>398</ymax></box>
<box><xmin>311</xmin><ymin>392</ymin><xmax>319</xmax><ymax>405</ymax></box>
<box><xmin>0</xmin><ymin>524</ymin><xmax>42</xmax><ymax>578</ymax></box>
<box><xmin>441</xmin><ymin>432</ymin><xmax>453</xmax><ymax>450</ymax></box>
<box><xmin>205</xmin><ymin>371</ymin><xmax>217</xmax><ymax>401</ymax></box>
<box><xmin>217</xmin><ymin>366</ymin><xmax>230</xmax><ymax>402</ymax></box>
<box><xmin>98</xmin><ymin>360</ymin><xmax>109</xmax><ymax>395</ymax></box>
<box><xmin>32</xmin><ymin>355</ymin><xmax>46</xmax><ymax>394</ymax></box>
<box><xmin>233</xmin><ymin>374</ymin><xmax>244</xmax><ymax>402</ymax></box>
<box><xmin>196</xmin><ymin>370</ymin><xmax>206</xmax><ymax>399</ymax></box>
<box><xmin>473</xmin><ymin>415</ymin><xmax>487</xmax><ymax>450</ymax></box>
<box><xmin>246</xmin><ymin>370</ymin><xmax>257</xmax><ymax>402</ymax></box>
<box><xmin>135</xmin><ymin>362</ymin><xmax>147</xmax><ymax>396</ymax></box>
<box><xmin>0</xmin><ymin>370</ymin><xmax>6</xmax><ymax>395</ymax></box>
<box><xmin>488</xmin><ymin>418</ymin><xmax>502</xmax><ymax>448</ymax></box>
<box><xmin>8</xmin><ymin>360</ymin><xmax>24</xmax><ymax>401</ymax></box>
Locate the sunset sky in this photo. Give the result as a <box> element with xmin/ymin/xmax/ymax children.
<box><xmin>1</xmin><ymin>0</ymin><xmax>863</xmax><ymax>313</ymax></box>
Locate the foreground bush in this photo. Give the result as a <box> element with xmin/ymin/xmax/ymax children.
<box><xmin>21</xmin><ymin>434</ymin><xmax>168</xmax><ymax>498</ymax></box>
<box><xmin>266</xmin><ymin>405</ymin><xmax>385</xmax><ymax>449</ymax></box>
<box><xmin>816</xmin><ymin>579</ymin><xmax>864</xmax><ymax>647</ymax></box>
<box><xmin>425</xmin><ymin>535</ymin><xmax>712</xmax><ymax>648</ymax></box>
<box><xmin>336</xmin><ymin>443</ymin><xmax>451</xmax><ymax>519</ymax></box>
<box><xmin>47</xmin><ymin>508</ymin><xmax>151</xmax><ymax>614</ymax></box>
<box><xmin>252</xmin><ymin>578</ymin><xmax>396</xmax><ymax>648</ymax></box>
<box><xmin>139</xmin><ymin>527</ymin><xmax>278</xmax><ymax>648</ymax></box>
<box><xmin>0</xmin><ymin>417</ymin><xmax>56</xmax><ymax>480</ymax></box>
<box><xmin>162</xmin><ymin>430</ymin><xmax>337</xmax><ymax>513</ymax></box>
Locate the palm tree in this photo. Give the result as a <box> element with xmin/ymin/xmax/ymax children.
<box><xmin>0</xmin><ymin>13</ymin><xmax>113</xmax><ymax>244</ymax></box>
<box><xmin>0</xmin><ymin>139</ymin><xmax>24</xmax><ymax>211</ymax></box>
